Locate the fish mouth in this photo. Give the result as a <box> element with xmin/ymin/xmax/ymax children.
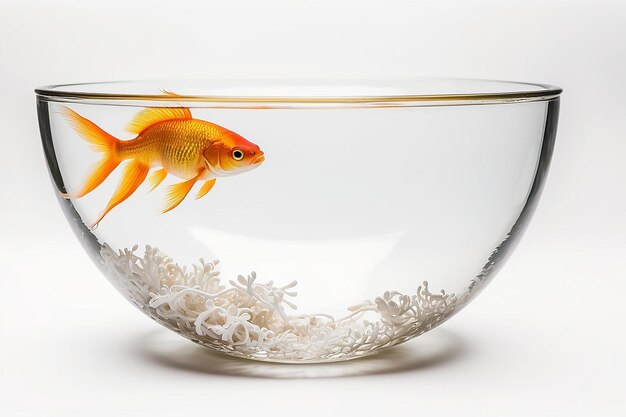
<box><xmin>252</xmin><ymin>154</ymin><xmax>265</xmax><ymax>164</ymax></box>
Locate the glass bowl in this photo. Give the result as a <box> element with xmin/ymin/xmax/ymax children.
<box><xmin>36</xmin><ymin>79</ymin><xmax>561</xmax><ymax>363</ymax></box>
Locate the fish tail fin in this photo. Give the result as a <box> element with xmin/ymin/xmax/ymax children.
<box><xmin>62</xmin><ymin>107</ymin><xmax>121</xmax><ymax>198</ymax></box>
<box><xmin>90</xmin><ymin>160</ymin><xmax>150</xmax><ymax>229</ymax></box>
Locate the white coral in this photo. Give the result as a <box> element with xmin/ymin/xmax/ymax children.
<box><xmin>101</xmin><ymin>244</ymin><xmax>470</xmax><ymax>362</ymax></box>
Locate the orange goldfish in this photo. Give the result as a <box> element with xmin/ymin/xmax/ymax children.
<box><xmin>63</xmin><ymin>105</ymin><xmax>265</xmax><ymax>228</ymax></box>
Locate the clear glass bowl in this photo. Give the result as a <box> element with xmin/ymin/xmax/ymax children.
<box><xmin>36</xmin><ymin>79</ymin><xmax>561</xmax><ymax>363</ymax></box>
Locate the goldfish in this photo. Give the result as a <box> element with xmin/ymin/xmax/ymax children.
<box><xmin>62</xmin><ymin>103</ymin><xmax>265</xmax><ymax>229</ymax></box>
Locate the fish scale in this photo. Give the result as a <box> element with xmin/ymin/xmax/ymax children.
<box><xmin>120</xmin><ymin>119</ymin><xmax>216</xmax><ymax>178</ymax></box>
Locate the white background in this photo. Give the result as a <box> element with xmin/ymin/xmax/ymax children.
<box><xmin>1</xmin><ymin>0</ymin><xmax>625</xmax><ymax>416</ymax></box>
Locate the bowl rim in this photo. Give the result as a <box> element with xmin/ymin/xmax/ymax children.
<box><xmin>35</xmin><ymin>78</ymin><xmax>562</xmax><ymax>107</ymax></box>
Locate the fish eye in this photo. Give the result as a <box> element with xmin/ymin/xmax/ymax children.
<box><xmin>232</xmin><ymin>149</ymin><xmax>244</xmax><ymax>160</ymax></box>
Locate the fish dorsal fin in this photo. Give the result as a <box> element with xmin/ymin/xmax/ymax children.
<box><xmin>160</xmin><ymin>89</ymin><xmax>182</xmax><ymax>97</ymax></box>
<box><xmin>126</xmin><ymin>107</ymin><xmax>192</xmax><ymax>134</ymax></box>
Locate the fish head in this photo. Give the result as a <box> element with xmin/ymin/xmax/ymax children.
<box><xmin>203</xmin><ymin>132</ymin><xmax>265</xmax><ymax>177</ymax></box>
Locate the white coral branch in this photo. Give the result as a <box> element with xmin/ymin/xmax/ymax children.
<box><xmin>100</xmin><ymin>244</ymin><xmax>470</xmax><ymax>361</ymax></box>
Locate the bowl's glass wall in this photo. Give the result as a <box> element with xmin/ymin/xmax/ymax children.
<box><xmin>38</xmin><ymin>92</ymin><xmax>559</xmax><ymax>362</ymax></box>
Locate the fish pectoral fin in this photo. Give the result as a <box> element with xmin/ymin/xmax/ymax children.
<box><xmin>161</xmin><ymin>174</ymin><xmax>201</xmax><ymax>214</ymax></box>
<box><xmin>126</xmin><ymin>107</ymin><xmax>192</xmax><ymax>134</ymax></box>
<box><xmin>195</xmin><ymin>179</ymin><xmax>216</xmax><ymax>199</ymax></box>
<box><xmin>90</xmin><ymin>160</ymin><xmax>150</xmax><ymax>229</ymax></box>
<box><xmin>147</xmin><ymin>168</ymin><xmax>168</xmax><ymax>192</ymax></box>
